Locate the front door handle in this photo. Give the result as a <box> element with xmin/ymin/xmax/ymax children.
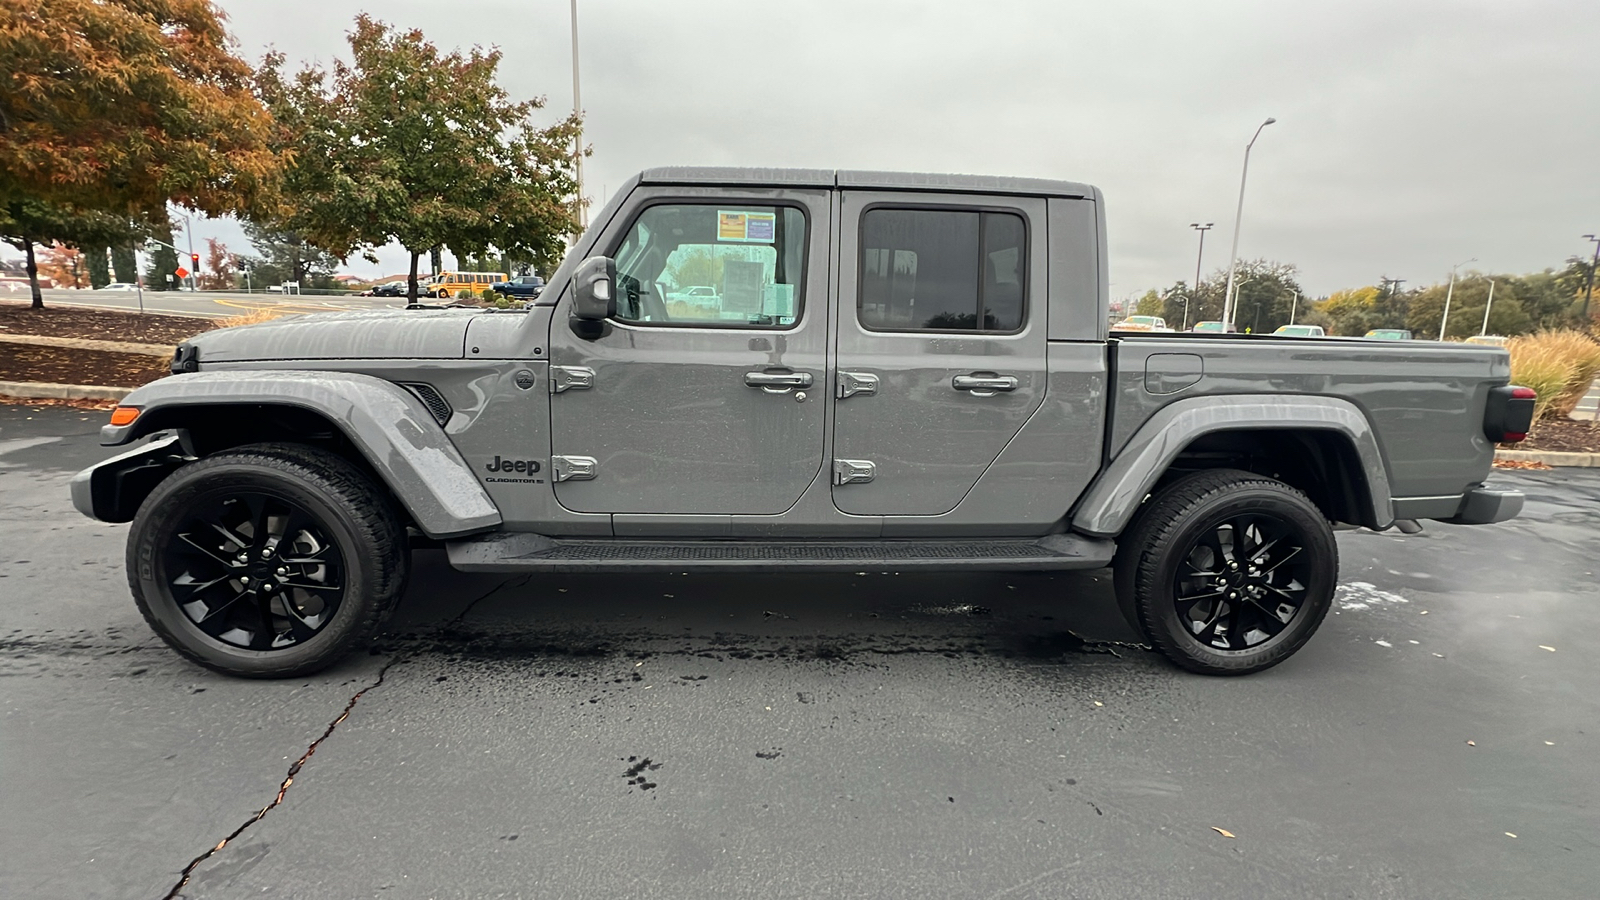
<box><xmin>744</xmin><ymin>370</ymin><xmax>813</xmax><ymax>393</ymax></box>
<box><xmin>952</xmin><ymin>373</ymin><xmax>1019</xmax><ymax>396</ymax></box>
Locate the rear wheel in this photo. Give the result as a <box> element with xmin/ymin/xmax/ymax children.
<box><xmin>1114</xmin><ymin>469</ymin><xmax>1336</xmax><ymax>675</ymax></box>
<box><xmin>437</xmin><ymin>289</ymin><xmax>450</xmax><ymax>300</ymax></box>
<box><xmin>127</xmin><ymin>444</ymin><xmax>409</xmax><ymax>678</ymax></box>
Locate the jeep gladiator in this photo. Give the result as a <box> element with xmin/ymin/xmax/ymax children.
<box><xmin>72</xmin><ymin>167</ymin><xmax>1535</xmax><ymax>678</ymax></box>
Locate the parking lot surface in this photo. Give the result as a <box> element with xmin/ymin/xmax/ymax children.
<box><xmin>2</xmin><ymin>405</ymin><xmax>1596</xmax><ymax>899</ymax></box>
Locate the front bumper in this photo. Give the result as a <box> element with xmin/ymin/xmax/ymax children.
<box><xmin>70</xmin><ymin>433</ymin><xmax>193</xmax><ymax>522</ymax></box>
<box><xmin>1444</xmin><ymin>485</ymin><xmax>1525</xmax><ymax>525</ymax></box>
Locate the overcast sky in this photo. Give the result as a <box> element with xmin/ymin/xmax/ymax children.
<box><xmin>100</xmin><ymin>1</ymin><xmax>1600</xmax><ymax>298</ymax></box>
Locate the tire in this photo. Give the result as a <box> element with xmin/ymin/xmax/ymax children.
<box><xmin>1114</xmin><ymin>469</ymin><xmax>1337</xmax><ymax>676</ymax></box>
<box><xmin>127</xmin><ymin>443</ymin><xmax>409</xmax><ymax>678</ymax></box>
<box><xmin>437</xmin><ymin>289</ymin><xmax>450</xmax><ymax>300</ymax></box>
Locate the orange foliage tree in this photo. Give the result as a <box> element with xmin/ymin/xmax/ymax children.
<box><xmin>35</xmin><ymin>243</ymin><xmax>87</xmax><ymax>288</ymax></box>
<box><xmin>0</xmin><ymin>0</ymin><xmax>282</xmax><ymax>307</ymax></box>
<box><xmin>200</xmin><ymin>237</ymin><xmax>237</xmax><ymax>290</ymax></box>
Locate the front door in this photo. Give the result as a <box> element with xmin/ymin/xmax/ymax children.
<box><xmin>548</xmin><ymin>191</ymin><xmax>830</xmax><ymax>515</ymax></box>
<box><xmin>831</xmin><ymin>192</ymin><xmax>1048</xmax><ymax>516</ymax></box>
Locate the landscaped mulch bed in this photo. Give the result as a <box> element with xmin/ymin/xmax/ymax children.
<box><xmin>0</xmin><ymin>300</ymin><xmax>213</xmax><ymax>345</ymax></box>
<box><xmin>0</xmin><ymin>344</ymin><xmax>169</xmax><ymax>388</ymax></box>
<box><xmin>1515</xmin><ymin>417</ymin><xmax>1600</xmax><ymax>453</ymax></box>
<box><xmin>0</xmin><ymin>395</ymin><xmax>118</xmax><ymax>410</ymax></box>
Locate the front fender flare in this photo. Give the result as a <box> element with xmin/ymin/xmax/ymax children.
<box><xmin>1071</xmin><ymin>394</ymin><xmax>1393</xmax><ymax>537</ymax></box>
<box><xmin>102</xmin><ymin>371</ymin><xmax>501</xmax><ymax>538</ymax></box>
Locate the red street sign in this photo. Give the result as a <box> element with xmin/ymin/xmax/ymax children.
<box><xmin>175</xmin><ymin>267</ymin><xmax>189</xmax><ymax>279</ymax></box>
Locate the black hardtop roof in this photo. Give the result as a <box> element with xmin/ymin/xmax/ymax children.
<box><xmin>638</xmin><ymin>166</ymin><xmax>1095</xmax><ymax>199</ymax></box>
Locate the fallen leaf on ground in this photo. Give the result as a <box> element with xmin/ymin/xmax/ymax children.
<box><xmin>1538</xmin><ymin>645</ymin><xmax>1556</xmax><ymax>652</ymax></box>
<box><xmin>1466</xmin><ymin>740</ymin><xmax>1476</xmax><ymax>746</ymax></box>
<box><xmin>1505</xmin><ymin>832</ymin><xmax>1517</xmax><ymax>838</ymax></box>
<box><xmin>1544</xmin><ymin>741</ymin><xmax>1555</xmax><ymax>746</ymax></box>
<box><xmin>1092</xmin><ymin>701</ymin><xmax>1103</xmax><ymax>707</ymax></box>
<box><xmin>1211</xmin><ymin>827</ymin><xmax>1235</xmax><ymax>838</ymax></box>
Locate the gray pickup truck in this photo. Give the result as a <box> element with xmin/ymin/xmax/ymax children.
<box><xmin>72</xmin><ymin>167</ymin><xmax>1535</xmax><ymax>679</ymax></box>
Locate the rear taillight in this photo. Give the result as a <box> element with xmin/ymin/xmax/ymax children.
<box><xmin>1484</xmin><ymin>385</ymin><xmax>1536</xmax><ymax>443</ymax></box>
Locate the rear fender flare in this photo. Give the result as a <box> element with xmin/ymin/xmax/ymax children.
<box><xmin>1072</xmin><ymin>394</ymin><xmax>1393</xmax><ymax>537</ymax></box>
<box><xmin>100</xmin><ymin>371</ymin><xmax>501</xmax><ymax>538</ymax></box>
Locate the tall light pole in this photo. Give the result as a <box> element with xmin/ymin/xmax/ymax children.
<box><xmin>1187</xmin><ymin>222</ymin><xmax>1213</xmax><ymax>330</ymax></box>
<box><xmin>1583</xmin><ymin>234</ymin><xmax>1599</xmax><ymax>320</ymax></box>
<box><xmin>570</xmin><ymin>0</ymin><xmax>587</xmax><ymax>229</ymax></box>
<box><xmin>1438</xmin><ymin>257</ymin><xmax>1475</xmax><ymax>340</ymax></box>
<box><xmin>1289</xmin><ymin>289</ymin><xmax>1299</xmax><ymax>326</ymax></box>
<box><xmin>1479</xmin><ymin>277</ymin><xmax>1497</xmax><ymax>336</ymax></box>
<box><xmin>1222</xmin><ymin>117</ymin><xmax>1276</xmax><ymax>329</ymax></box>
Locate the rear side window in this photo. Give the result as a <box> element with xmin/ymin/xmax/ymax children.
<box><xmin>859</xmin><ymin>208</ymin><xmax>1026</xmax><ymax>332</ymax></box>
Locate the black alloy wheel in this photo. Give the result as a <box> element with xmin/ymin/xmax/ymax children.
<box><xmin>129</xmin><ymin>444</ymin><xmax>408</xmax><ymax>678</ymax></box>
<box><xmin>1170</xmin><ymin>512</ymin><xmax>1313</xmax><ymax>652</ymax></box>
<box><xmin>1115</xmin><ymin>469</ymin><xmax>1337</xmax><ymax>675</ymax></box>
<box><xmin>163</xmin><ymin>491</ymin><xmax>346</xmax><ymax>651</ymax></box>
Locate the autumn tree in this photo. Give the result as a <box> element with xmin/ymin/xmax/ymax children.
<box><xmin>200</xmin><ymin>237</ymin><xmax>236</xmax><ymax>290</ymax></box>
<box><xmin>0</xmin><ymin>0</ymin><xmax>280</xmax><ymax>306</ymax></box>
<box><xmin>36</xmin><ymin>243</ymin><xmax>86</xmax><ymax>288</ymax></box>
<box><xmin>255</xmin><ymin>15</ymin><xmax>584</xmax><ymax>301</ymax></box>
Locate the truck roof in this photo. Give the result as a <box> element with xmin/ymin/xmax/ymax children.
<box><xmin>638</xmin><ymin>166</ymin><xmax>1095</xmax><ymax>199</ymax></box>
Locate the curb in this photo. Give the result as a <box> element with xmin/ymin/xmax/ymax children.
<box><xmin>0</xmin><ymin>333</ymin><xmax>174</xmax><ymax>357</ymax></box>
<box><xmin>0</xmin><ymin>381</ymin><xmax>133</xmax><ymax>401</ymax></box>
<box><xmin>1495</xmin><ymin>449</ymin><xmax>1599</xmax><ymax>468</ymax></box>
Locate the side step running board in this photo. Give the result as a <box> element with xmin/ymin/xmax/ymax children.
<box><xmin>445</xmin><ymin>533</ymin><xmax>1116</xmax><ymax>574</ymax></box>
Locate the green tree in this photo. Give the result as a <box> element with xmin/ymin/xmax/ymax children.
<box><xmin>1134</xmin><ymin>289</ymin><xmax>1165</xmax><ymax>317</ymax></box>
<box><xmin>1407</xmin><ymin>275</ymin><xmax>1533</xmax><ymax>339</ymax></box>
<box><xmin>85</xmin><ymin>245</ymin><xmax>110</xmax><ymax>288</ymax></box>
<box><xmin>255</xmin><ymin>15</ymin><xmax>584</xmax><ymax>301</ymax></box>
<box><xmin>143</xmin><ymin>223</ymin><xmax>181</xmax><ymax>291</ymax></box>
<box><xmin>110</xmin><ymin>244</ymin><xmax>139</xmax><ymax>284</ymax></box>
<box><xmin>235</xmin><ymin>220</ymin><xmax>341</xmax><ymax>289</ymax></box>
<box><xmin>0</xmin><ymin>0</ymin><xmax>280</xmax><ymax>305</ymax></box>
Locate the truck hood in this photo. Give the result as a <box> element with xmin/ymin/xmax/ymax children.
<box><xmin>187</xmin><ymin>309</ymin><xmax>476</xmax><ymax>363</ymax></box>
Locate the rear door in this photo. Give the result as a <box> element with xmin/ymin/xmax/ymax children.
<box><xmin>831</xmin><ymin>193</ymin><xmax>1048</xmax><ymax>516</ymax></box>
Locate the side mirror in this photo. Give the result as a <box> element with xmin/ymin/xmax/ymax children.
<box><xmin>572</xmin><ymin>256</ymin><xmax>616</xmax><ymax>321</ymax></box>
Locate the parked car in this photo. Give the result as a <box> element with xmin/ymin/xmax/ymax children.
<box><xmin>73</xmin><ymin>166</ymin><xmax>1533</xmax><ymax>680</ymax></box>
<box><xmin>1113</xmin><ymin>315</ymin><xmax>1173</xmax><ymax>332</ymax></box>
<box><xmin>1189</xmin><ymin>320</ymin><xmax>1236</xmax><ymax>334</ymax></box>
<box><xmin>370</xmin><ymin>282</ymin><xmax>408</xmax><ymax>298</ymax></box>
<box><xmin>1465</xmin><ymin>334</ymin><xmax>1509</xmax><ymax>347</ymax></box>
<box><xmin>1364</xmin><ymin>329</ymin><xmax>1413</xmax><ymax>340</ymax></box>
<box><xmin>96</xmin><ymin>282</ymin><xmax>140</xmax><ymax>291</ymax></box>
<box><xmin>1273</xmin><ymin>324</ymin><xmax>1326</xmax><ymax>337</ymax></box>
<box><xmin>491</xmin><ymin>275</ymin><xmax>545</xmax><ymax>299</ymax></box>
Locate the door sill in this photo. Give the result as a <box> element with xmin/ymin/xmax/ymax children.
<box><xmin>445</xmin><ymin>532</ymin><xmax>1115</xmax><ymax>573</ymax></box>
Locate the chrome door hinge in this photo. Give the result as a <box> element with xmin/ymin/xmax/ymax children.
<box><xmin>549</xmin><ymin>366</ymin><xmax>595</xmax><ymax>394</ymax></box>
<box><xmin>551</xmin><ymin>455</ymin><xmax>598</xmax><ymax>483</ymax></box>
<box><xmin>836</xmin><ymin>371</ymin><xmax>879</xmax><ymax>400</ymax></box>
<box><xmin>832</xmin><ymin>458</ymin><xmax>876</xmax><ymax>486</ymax></box>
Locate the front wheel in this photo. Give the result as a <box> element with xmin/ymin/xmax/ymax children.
<box><xmin>127</xmin><ymin>444</ymin><xmax>409</xmax><ymax>678</ymax></box>
<box><xmin>1114</xmin><ymin>469</ymin><xmax>1337</xmax><ymax>675</ymax></box>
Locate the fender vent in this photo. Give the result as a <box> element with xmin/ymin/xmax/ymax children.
<box><xmin>399</xmin><ymin>382</ymin><xmax>452</xmax><ymax>426</ymax></box>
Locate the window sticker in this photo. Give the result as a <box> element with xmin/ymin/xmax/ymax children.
<box><xmin>720</xmin><ymin>259</ymin><xmax>766</xmax><ymax>314</ymax></box>
<box><xmin>718</xmin><ymin>210</ymin><xmax>777</xmax><ymax>243</ymax></box>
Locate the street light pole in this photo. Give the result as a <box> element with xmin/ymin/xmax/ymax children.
<box><xmin>1187</xmin><ymin>222</ymin><xmax>1213</xmax><ymax>331</ymax></box>
<box><xmin>570</xmin><ymin>0</ymin><xmax>587</xmax><ymax>229</ymax></box>
<box><xmin>1222</xmin><ymin>117</ymin><xmax>1276</xmax><ymax>329</ymax></box>
<box><xmin>1480</xmin><ymin>277</ymin><xmax>1496</xmax><ymax>336</ymax></box>
<box><xmin>1438</xmin><ymin>257</ymin><xmax>1475</xmax><ymax>340</ymax></box>
<box><xmin>1290</xmin><ymin>289</ymin><xmax>1299</xmax><ymax>326</ymax></box>
<box><xmin>1583</xmin><ymin>234</ymin><xmax>1599</xmax><ymax>320</ymax></box>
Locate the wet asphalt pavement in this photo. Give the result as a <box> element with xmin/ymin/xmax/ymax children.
<box><xmin>2</xmin><ymin>405</ymin><xmax>1597</xmax><ymax>899</ymax></box>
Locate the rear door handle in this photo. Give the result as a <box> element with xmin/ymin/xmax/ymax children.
<box><xmin>952</xmin><ymin>373</ymin><xmax>1019</xmax><ymax>395</ymax></box>
<box><xmin>744</xmin><ymin>370</ymin><xmax>813</xmax><ymax>393</ymax></box>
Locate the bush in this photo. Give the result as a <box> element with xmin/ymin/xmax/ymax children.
<box><xmin>210</xmin><ymin>307</ymin><xmax>285</xmax><ymax>329</ymax></box>
<box><xmin>1505</xmin><ymin>330</ymin><xmax>1600</xmax><ymax>421</ymax></box>
<box><xmin>480</xmin><ymin>288</ymin><xmax>496</xmax><ymax>303</ymax></box>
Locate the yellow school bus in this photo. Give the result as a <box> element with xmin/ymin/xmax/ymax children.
<box><xmin>423</xmin><ymin>271</ymin><xmax>508</xmax><ymax>299</ymax></box>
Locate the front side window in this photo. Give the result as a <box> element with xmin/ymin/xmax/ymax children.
<box><xmin>610</xmin><ymin>204</ymin><xmax>806</xmax><ymax>328</ymax></box>
<box><xmin>859</xmin><ymin>208</ymin><xmax>1026</xmax><ymax>332</ymax></box>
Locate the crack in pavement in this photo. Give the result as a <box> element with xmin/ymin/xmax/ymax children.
<box><xmin>160</xmin><ymin>574</ymin><xmax>527</xmax><ymax>899</ymax></box>
<box><xmin>161</xmin><ymin>655</ymin><xmax>403</xmax><ymax>900</ymax></box>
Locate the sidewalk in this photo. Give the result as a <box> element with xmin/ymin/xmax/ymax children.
<box><xmin>1574</xmin><ymin>376</ymin><xmax>1600</xmax><ymax>421</ymax></box>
